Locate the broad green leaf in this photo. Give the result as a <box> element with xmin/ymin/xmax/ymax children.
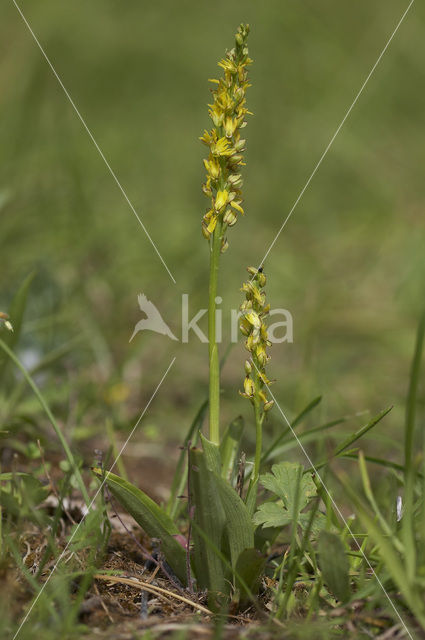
<box><xmin>200</xmin><ymin>433</ymin><xmax>221</xmax><ymax>474</ymax></box>
<box><xmin>93</xmin><ymin>468</ymin><xmax>187</xmax><ymax>586</ymax></box>
<box><xmin>245</xmin><ymin>478</ymin><xmax>258</xmax><ymax>517</ymax></box>
<box><xmin>213</xmin><ymin>470</ymin><xmax>254</xmax><ymax>569</ymax></box>
<box><xmin>235</xmin><ymin>548</ymin><xmax>265</xmax><ymax>599</ymax></box>
<box><xmin>220</xmin><ymin>415</ymin><xmax>244</xmax><ymax>481</ymax></box>
<box><xmin>189</xmin><ymin>448</ymin><xmax>254</xmax><ymax>598</ymax></box>
<box><xmin>318</xmin><ymin>530</ymin><xmax>351</xmax><ymax>603</ymax></box>
<box><xmin>189</xmin><ymin>448</ymin><xmax>227</xmax><ymax>594</ymax></box>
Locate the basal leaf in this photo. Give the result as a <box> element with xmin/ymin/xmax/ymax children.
<box><xmin>189</xmin><ymin>448</ymin><xmax>227</xmax><ymax>595</ymax></box>
<box><xmin>213</xmin><ymin>470</ymin><xmax>254</xmax><ymax>569</ymax></box>
<box><xmin>220</xmin><ymin>415</ymin><xmax>244</xmax><ymax>481</ymax></box>
<box><xmin>200</xmin><ymin>433</ymin><xmax>221</xmax><ymax>474</ymax></box>
<box><xmin>318</xmin><ymin>530</ymin><xmax>351</xmax><ymax>603</ymax></box>
<box><xmin>93</xmin><ymin>468</ymin><xmax>187</xmax><ymax>586</ymax></box>
<box><xmin>235</xmin><ymin>548</ymin><xmax>265</xmax><ymax>599</ymax></box>
<box><xmin>189</xmin><ymin>447</ymin><xmax>254</xmax><ymax>599</ymax></box>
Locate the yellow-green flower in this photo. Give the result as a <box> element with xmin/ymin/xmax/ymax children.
<box><xmin>239</xmin><ymin>267</ymin><xmax>274</xmax><ymax>414</ymax></box>
<box><xmin>200</xmin><ymin>23</ymin><xmax>252</xmax><ymax>244</ymax></box>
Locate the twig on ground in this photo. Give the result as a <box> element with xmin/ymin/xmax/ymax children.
<box><xmin>93</xmin><ymin>574</ymin><xmax>212</xmax><ymax>615</ymax></box>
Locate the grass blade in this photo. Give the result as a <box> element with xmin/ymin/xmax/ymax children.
<box><xmin>262</xmin><ymin>395</ymin><xmax>322</xmax><ymax>464</ymax></box>
<box><xmin>309</xmin><ymin>407</ymin><xmax>392</xmax><ymax>473</ymax></box>
<box><xmin>0</xmin><ymin>337</ymin><xmax>89</xmax><ymax>505</ymax></box>
<box><xmin>403</xmin><ymin>312</ymin><xmax>425</xmax><ymax>580</ymax></box>
<box><xmin>166</xmin><ymin>399</ymin><xmax>207</xmax><ymax>519</ymax></box>
<box><xmin>0</xmin><ymin>272</ymin><xmax>35</xmax><ymax>379</ymax></box>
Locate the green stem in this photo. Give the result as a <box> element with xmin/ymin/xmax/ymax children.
<box><xmin>208</xmin><ymin>218</ymin><xmax>223</xmax><ymax>445</ymax></box>
<box><xmin>247</xmin><ymin>365</ymin><xmax>264</xmax><ymax>511</ymax></box>
<box><xmin>253</xmin><ymin>395</ymin><xmax>263</xmax><ymax>484</ymax></box>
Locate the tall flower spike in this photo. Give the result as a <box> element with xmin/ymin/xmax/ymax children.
<box><xmin>239</xmin><ymin>266</ymin><xmax>274</xmax><ymax>487</ymax></box>
<box><xmin>200</xmin><ymin>23</ymin><xmax>252</xmax><ymax>246</ymax></box>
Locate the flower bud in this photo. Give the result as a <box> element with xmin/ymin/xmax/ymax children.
<box><xmin>202</xmin><ymin>223</ymin><xmax>211</xmax><ymax>240</ymax></box>
<box><xmin>263</xmin><ymin>400</ymin><xmax>274</xmax><ymax>412</ymax></box>
<box><xmin>240</xmin><ymin>300</ymin><xmax>252</xmax><ymax>312</ymax></box>
<box><xmin>220</xmin><ymin>237</ymin><xmax>229</xmax><ymax>253</ymax></box>
<box><xmin>228</xmin><ymin>174</ymin><xmax>243</xmax><ymax>189</ymax></box>
<box><xmin>223</xmin><ymin>208</ymin><xmax>237</xmax><ymax>227</ymax></box>
<box><xmin>228</xmin><ymin>153</ymin><xmax>243</xmax><ymax>166</ymax></box>
<box><xmin>244</xmin><ymin>360</ymin><xmax>252</xmax><ymax>374</ymax></box>
<box><xmin>239</xmin><ymin>318</ymin><xmax>250</xmax><ymax>335</ymax></box>
<box><xmin>234</xmin><ymin>87</ymin><xmax>245</xmax><ymax>103</ymax></box>
<box><xmin>243</xmin><ymin>376</ymin><xmax>255</xmax><ymax>397</ymax></box>
<box><xmin>234</xmin><ymin>138</ymin><xmax>246</xmax><ymax>152</ymax></box>
<box><xmin>228</xmin><ymin>173</ymin><xmax>241</xmax><ymax>185</ymax></box>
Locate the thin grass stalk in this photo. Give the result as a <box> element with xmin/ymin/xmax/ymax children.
<box><xmin>0</xmin><ymin>338</ymin><xmax>89</xmax><ymax>505</ymax></box>
<box><xmin>403</xmin><ymin>312</ymin><xmax>425</xmax><ymax>580</ymax></box>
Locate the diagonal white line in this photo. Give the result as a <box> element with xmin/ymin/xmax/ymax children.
<box><xmin>250</xmin><ymin>359</ymin><xmax>414</xmax><ymax>639</ymax></box>
<box><xmin>12</xmin><ymin>356</ymin><xmax>176</xmax><ymax>640</ymax></box>
<box><xmin>12</xmin><ymin>0</ymin><xmax>176</xmax><ymax>285</ymax></box>
<box><xmin>258</xmin><ymin>0</ymin><xmax>414</xmax><ymax>271</ymax></box>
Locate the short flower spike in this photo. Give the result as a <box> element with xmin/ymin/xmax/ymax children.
<box><xmin>239</xmin><ymin>267</ymin><xmax>274</xmax><ymax>415</ymax></box>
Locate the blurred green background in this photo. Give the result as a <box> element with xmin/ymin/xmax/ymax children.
<box><xmin>1</xmin><ymin>0</ymin><xmax>424</xmax><ymax>470</ymax></box>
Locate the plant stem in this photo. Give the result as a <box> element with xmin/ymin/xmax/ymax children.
<box><xmin>253</xmin><ymin>394</ymin><xmax>263</xmax><ymax>484</ymax></box>
<box><xmin>208</xmin><ymin>218</ymin><xmax>223</xmax><ymax>445</ymax></box>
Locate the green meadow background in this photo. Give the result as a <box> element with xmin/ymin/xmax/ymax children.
<box><xmin>1</xmin><ymin>0</ymin><xmax>424</xmax><ymax>473</ymax></box>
